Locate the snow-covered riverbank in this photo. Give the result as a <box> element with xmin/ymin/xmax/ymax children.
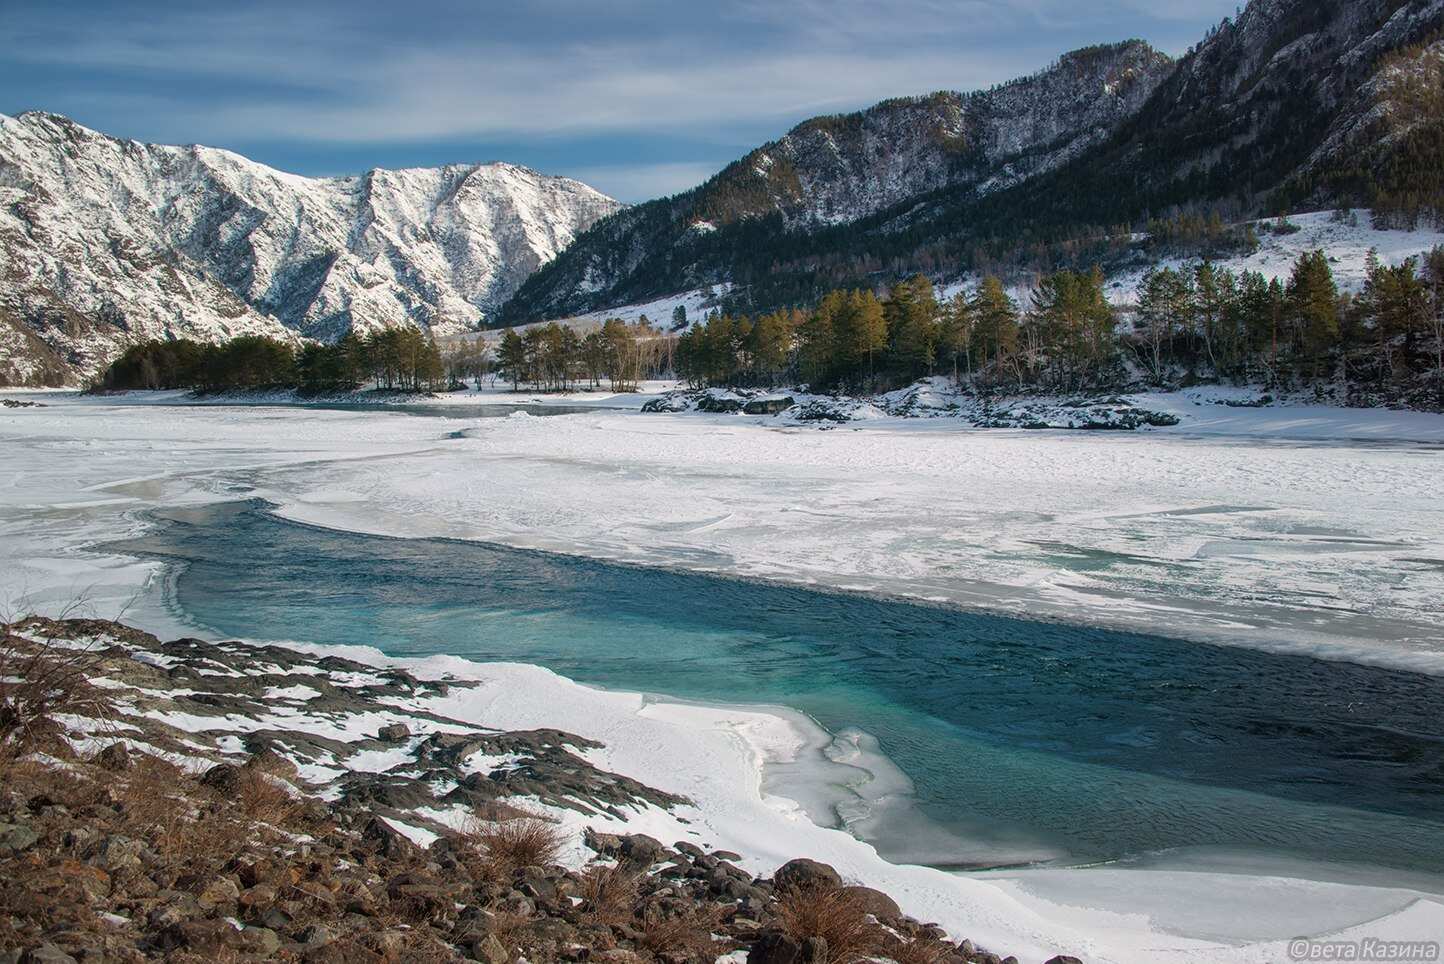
<box><xmin>65</xmin><ymin>386</ymin><xmax>1439</xmax><ymax>670</ymax></box>
<box><xmin>3</xmin><ymin>391</ymin><xmax>1444</xmax><ymax>962</ymax></box>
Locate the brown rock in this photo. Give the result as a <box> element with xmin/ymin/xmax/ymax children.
<box><xmin>840</xmin><ymin>885</ymin><xmax>900</xmax><ymax>920</ymax></box>
<box><xmin>95</xmin><ymin>743</ymin><xmax>132</xmax><ymax>772</ymax></box>
<box><xmin>772</xmin><ymin>859</ymin><xmax>841</xmax><ymax>893</ymax></box>
<box><xmin>749</xmin><ymin>931</ymin><xmax>802</xmax><ymax>964</ymax></box>
<box><xmin>377</xmin><ymin>723</ymin><xmax>411</xmax><ymax>741</ymax></box>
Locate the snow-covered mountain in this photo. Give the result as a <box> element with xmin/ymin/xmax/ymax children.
<box><xmin>702</xmin><ymin>41</ymin><xmax>1174</xmax><ymax>231</ymax></box>
<box><xmin>0</xmin><ymin>111</ymin><xmax>622</xmax><ymax>385</ymax></box>
<box><xmin>502</xmin><ymin>0</ymin><xmax>1444</xmax><ymax>325</ymax></box>
<box><xmin>501</xmin><ymin>41</ymin><xmax>1174</xmax><ymax>323</ymax></box>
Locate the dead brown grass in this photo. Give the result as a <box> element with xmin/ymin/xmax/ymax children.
<box><xmin>773</xmin><ymin>884</ymin><xmax>884</xmax><ymax>964</ymax></box>
<box><xmin>232</xmin><ymin>768</ymin><xmax>300</xmax><ymax>826</ymax></box>
<box><xmin>116</xmin><ymin>755</ymin><xmax>265</xmax><ymax>864</ymax></box>
<box><xmin>882</xmin><ymin>935</ymin><xmax>954</xmax><ymax>964</ymax></box>
<box><xmin>483</xmin><ymin>909</ymin><xmax>534</xmax><ymax>952</ymax></box>
<box><xmin>578</xmin><ymin>861</ymin><xmax>640</xmax><ymax>926</ymax></box>
<box><xmin>461</xmin><ymin>808</ymin><xmax>567</xmax><ymax>878</ymax></box>
<box><xmin>0</xmin><ymin>625</ymin><xmax>116</xmax><ymax>767</ymax></box>
<box><xmin>635</xmin><ymin>904</ymin><xmax>728</xmax><ymax>962</ymax></box>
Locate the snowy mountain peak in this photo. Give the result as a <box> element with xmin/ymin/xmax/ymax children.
<box><xmin>0</xmin><ymin>112</ymin><xmax>623</xmax><ymax>385</ymax></box>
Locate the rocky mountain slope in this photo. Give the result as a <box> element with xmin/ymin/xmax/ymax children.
<box><xmin>0</xmin><ymin>112</ymin><xmax>622</xmax><ymax>386</ymax></box>
<box><xmin>500</xmin><ymin>0</ymin><xmax>1444</xmax><ymax>324</ymax></box>
<box><xmin>500</xmin><ymin>41</ymin><xmax>1174</xmax><ymax>322</ymax></box>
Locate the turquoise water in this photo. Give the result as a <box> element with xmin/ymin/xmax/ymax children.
<box><xmin>111</xmin><ymin>500</ymin><xmax>1444</xmax><ymax>876</ymax></box>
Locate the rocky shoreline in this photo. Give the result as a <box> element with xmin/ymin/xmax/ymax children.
<box><xmin>0</xmin><ymin>617</ymin><xmax>1077</xmax><ymax>964</ymax></box>
<box><xmin>642</xmin><ymin>383</ymin><xmax>1181</xmax><ymax>431</ymax></box>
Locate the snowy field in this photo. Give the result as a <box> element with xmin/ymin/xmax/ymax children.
<box><xmin>3</xmin><ymin>390</ymin><xmax>1444</xmax><ymax>961</ymax></box>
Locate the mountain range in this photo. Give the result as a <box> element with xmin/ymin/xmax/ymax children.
<box><xmin>3</xmin><ymin>0</ymin><xmax>1442</xmax><ymax>385</ymax></box>
<box><xmin>0</xmin><ymin>112</ymin><xmax>620</xmax><ymax>385</ymax></box>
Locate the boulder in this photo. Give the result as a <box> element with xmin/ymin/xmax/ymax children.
<box><xmin>743</xmin><ymin>397</ymin><xmax>794</xmax><ymax>416</ymax></box>
<box><xmin>474</xmin><ymin>934</ymin><xmax>510</xmax><ymax>964</ymax></box>
<box><xmin>696</xmin><ymin>395</ymin><xmax>744</xmax><ymax>414</ymax></box>
<box><xmin>244</xmin><ymin>746</ymin><xmax>300</xmax><ymax>780</ymax></box>
<box><xmin>199</xmin><ymin>763</ymin><xmax>243</xmax><ymax>792</ymax></box>
<box><xmin>296</xmin><ymin>924</ymin><xmax>337</xmax><ymax>948</ymax></box>
<box><xmin>801</xmin><ymin>937</ymin><xmax>828</xmax><ymax>964</ymax></box>
<box><xmin>95</xmin><ymin>742</ymin><xmax>132</xmax><ymax>772</ymax></box>
<box><xmin>0</xmin><ymin>822</ymin><xmax>40</xmax><ymax>855</ymax></box>
<box><xmin>238</xmin><ymin>927</ymin><xmax>282</xmax><ymax>956</ymax></box>
<box><xmin>749</xmin><ymin>931</ymin><xmax>802</xmax><ymax>964</ymax></box>
<box><xmin>164</xmin><ymin>919</ymin><xmax>247</xmax><ymax>953</ymax></box>
<box><xmin>192</xmin><ymin>875</ymin><xmax>241</xmax><ymax>910</ymax></box>
<box><xmin>618</xmin><ymin>833</ymin><xmax>667</xmax><ymax>866</ymax></box>
<box><xmin>91</xmin><ymin>834</ymin><xmax>145</xmax><ymax>872</ymax></box>
<box><xmin>360</xmin><ymin>816</ymin><xmax>421</xmax><ymax>860</ymax></box>
<box><xmin>772</xmin><ymin>858</ymin><xmax>841</xmax><ymax>893</ymax></box>
<box><xmin>642</xmin><ymin>396</ymin><xmax>689</xmax><ymax>414</ymax></box>
<box><xmin>21</xmin><ymin>945</ymin><xmax>77</xmax><ymax>964</ymax></box>
<box><xmin>377</xmin><ymin>723</ymin><xmax>411</xmax><ymax>742</ymax></box>
<box><xmin>1043</xmin><ymin>958</ymin><xmax>1082</xmax><ymax>964</ymax></box>
<box><xmin>841</xmin><ymin>885</ymin><xmax>900</xmax><ymax>920</ymax></box>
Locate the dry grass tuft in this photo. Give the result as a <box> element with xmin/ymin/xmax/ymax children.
<box><xmin>233</xmin><ymin>768</ymin><xmax>300</xmax><ymax>826</ymax></box>
<box><xmin>461</xmin><ymin>807</ymin><xmax>567</xmax><ymax>878</ymax></box>
<box><xmin>118</xmin><ymin>755</ymin><xmax>259</xmax><ymax>863</ymax></box>
<box><xmin>635</xmin><ymin>904</ymin><xmax>727</xmax><ymax>962</ymax></box>
<box><xmin>883</xmin><ymin>936</ymin><xmax>955</xmax><ymax>964</ymax></box>
<box><xmin>578</xmin><ymin>861</ymin><xmax>640</xmax><ymax>926</ymax></box>
<box><xmin>484</xmin><ymin>909</ymin><xmax>534</xmax><ymax>951</ymax></box>
<box><xmin>0</xmin><ymin>624</ymin><xmax>115</xmax><ymax>767</ymax></box>
<box><xmin>773</xmin><ymin>883</ymin><xmax>883</xmax><ymax>964</ymax></box>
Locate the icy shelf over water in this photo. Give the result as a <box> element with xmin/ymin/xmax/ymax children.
<box><xmin>103</xmin><ymin>501</ymin><xmax>1444</xmax><ymax>880</ymax></box>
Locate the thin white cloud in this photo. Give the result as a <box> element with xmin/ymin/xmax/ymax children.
<box><xmin>564</xmin><ymin>162</ymin><xmax>718</xmax><ymax>203</ymax></box>
<box><xmin>0</xmin><ymin>0</ymin><xmax>1238</xmax><ymax>147</ymax></box>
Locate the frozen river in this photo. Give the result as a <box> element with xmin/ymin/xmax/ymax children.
<box><xmin>3</xmin><ymin>389</ymin><xmax>1444</xmax><ymax>962</ymax></box>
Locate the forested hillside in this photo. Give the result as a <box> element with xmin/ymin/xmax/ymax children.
<box><xmin>499</xmin><ymin>0</ymin><xmax>1444</xmax><ymax>325</ymax></box>
<box><xmin>668</xmin><ymin>242</ymin><xmax>1444</xmax><ymax>410</ymax></box>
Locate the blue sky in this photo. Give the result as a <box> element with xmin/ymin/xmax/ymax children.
<box><xmin>1</xmin><ymin>0</ymin><xmax>1243</xmax><ymax>202</ymax></box>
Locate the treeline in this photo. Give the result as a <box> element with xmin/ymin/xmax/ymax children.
<box><xmin>676</xmin><ymin>247</ymin><xmax>1444</xmax><ymax>407</ymax></box>
<box><xmin>494</xmin><ymin>319</ymin><xmax>672</xmax><ymax>392</ymax></box>
<box><xmin>98</xmin><ymin>329</ymin><xmax>481</xmax><ymax>394</ymax></box>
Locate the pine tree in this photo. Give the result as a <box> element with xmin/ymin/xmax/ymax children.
<box><xmin>968</xmin><ymin>276</ymin><xmax>1019</xmax><ymax>377</ymax></box>
<box><xmin>1426</xmin><ymin>246</ymin><xmax>1444</xmax><ymax>406</ymax></box>
<box><xmin>497</xmin><ymin>328</ymin><xmax>526</xmax><ymax>391</ymax></box>
<box><xmin>938</xmin><ymin>291</ymin><xmax>973</xmax><ymax>381</ymax></box>
<box><xmin>1286</xmin><ymin>250</ymin><xmax>1340</xmax><ymax>379</ymax></box>
<box><xmin>887</xmin><ymin>276</ymin><xmax>941</xmax><ymax>381</ymax></box>
<box><xmin>1135</xmin><ymin>267</ymin><xmax>1190</xmax><ymax>384</ymax></box>
<box><xmin>799</xmin><ymin>294</ymin><xmax>839</xmax><ymax>388</ymax></box>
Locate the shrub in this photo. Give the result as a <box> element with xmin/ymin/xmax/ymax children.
<box><xmin>578</xmin><ymin>861</ymin><xmax>640</xmax><ymax>925</ymax></box>
<box><xmin>636</xmin><ymin>905</ymin><xmax>727</xmax><ymax>962</ymax></box>
<box><xmin>773</xmin><ymin>884</ymin><xmax>883</xmax><ymax>964</ymax></box>
<box><xmin>0</xmin><ymin>621</ymin><xmax>114</xmax><ymax>765</ymax></box>
<box><xmin>461</xmin><ymin>808</ymin><xmax>566</xmax><ymax>878</ymax></box>
<box><xmin>233</xmin><ymin>768</ymin><xmax>300</xmax><ymax>826</ymax></box>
